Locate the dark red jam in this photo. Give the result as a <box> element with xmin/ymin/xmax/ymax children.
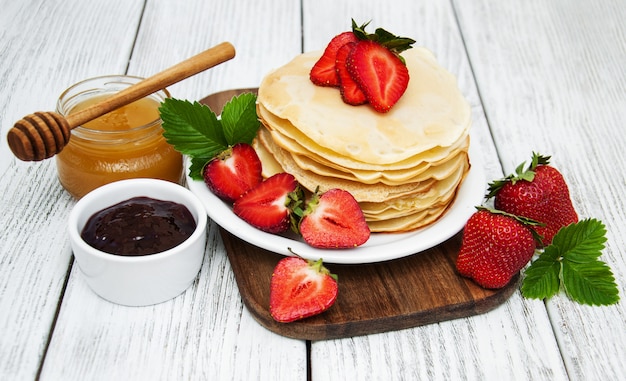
<box><xmin>81</xmin><ymin>196</ymin><xmax>197</xmax><ymax>256</ymax></box>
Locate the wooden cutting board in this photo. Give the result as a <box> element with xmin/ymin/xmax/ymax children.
<box><xmin>200</xmin><ymin>89</ymin><xmax>519</xmax><ymax>341</ymax></box>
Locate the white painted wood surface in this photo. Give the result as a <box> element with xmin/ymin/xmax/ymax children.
<box><xmin>1</xmin><ymin>0</ymin><xmax>624</xmax><ymax>380</ymax></box>
<box><xmin>1</xmin><ymin>1</ymin><xmax>145</xmax><ymax>379</ymax></box>
<box><xmin>454</xmin><ymin>1</ymin><xmax>626</xmax><ymax>379</ymax></box>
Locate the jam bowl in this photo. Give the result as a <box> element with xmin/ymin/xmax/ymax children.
<box><xmin>68</xmin><ymin>178</ymin><xmax>207</xmax><ymax>306</ymax></box>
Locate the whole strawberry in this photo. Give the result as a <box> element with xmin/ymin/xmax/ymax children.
<box><xmin>270</xmin><ymin>256</ymin><xmax>338</xmax><ymax>323</ymax></box>
<box><xmin>487</xmin><ymin>153</ymin><xmax>578</xmax><ymax>245</ymax></box>
<box><xmin>456</xmin><ymin>208</ymin><xmax>538</xmax><ymax>289</ymax></box>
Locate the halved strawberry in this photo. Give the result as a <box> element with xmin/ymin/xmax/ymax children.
<box><xmin>310</xmin><ymin>31</ymin><xmax>358</xmax><ymax>87</ymax></box>
<box><xmin>233</xmin><ymin>172</ymin><xmax>299</xmax><ymax>233</ymax></box>
<box><xmin>346</xmin><ymin>40</ymin><xmax>410</xmax><ymax>113</ymax></box>
<box><xmin>203</xmin><ymin>143</ymin><xmax>262</xmax><ymax>203</ymax></box>
<box><xmin>270</xmin><ymin>256</ymin><xmax>338</xmax><ymax>323</ymax></box>
<box><xmin>297</xmin><ymin>188</ymin><xmax>370</xmax><ymax>249</ymax></box>
<box><xmin>335</xmin><ymin>42</ymin><xmax>367</xmax><ymax>105</ymax></box>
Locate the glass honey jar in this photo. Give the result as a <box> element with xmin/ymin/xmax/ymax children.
<box><xmin>55</xmin><ymin>75</ymin><xmax>183</xmax><ymax>198</ymax></box>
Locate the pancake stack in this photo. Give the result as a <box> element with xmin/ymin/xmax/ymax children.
<box><xmin>255</xmin><ymin>48</ymin><xmax>472</xmax><ymax>233</ymax></box>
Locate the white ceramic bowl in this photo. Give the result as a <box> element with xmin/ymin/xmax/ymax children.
<box><xmin>68</xmin><ymin>178</ymin><xmax>207</xmax><ymax>306</ymax></box>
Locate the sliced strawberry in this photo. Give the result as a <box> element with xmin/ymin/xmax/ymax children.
<box><xmin>233</xmin><ymin>172</ymin><xmax>299</xmax><ymax>233</ymax></box>
<box><xmin>203</xmin><ymin>143</ymin><xmax>262</xmax><ymax>203</ymax></box>
<box><xmin>335</xmin><ymin>42</ymin><xmax>367</xmax><ymax>105</ymax></box>
<box><xmin>298</xmin><ymin>188</ymin><xmax>370</xmax><ymax>249</ymax></box>
<box><xmin>270</xmin><ymin>256</ymin><xmax>338</xmax><ymax>323</ymax></box>
<box><xmin>310</xmin><ymin>31</ymin><xmax>358</xmax><ymax>87</ymax></box>
<box><xmin>346</xmin><ymin>40</ymin><xmax>410</xmax><ymax>113</ymax></box>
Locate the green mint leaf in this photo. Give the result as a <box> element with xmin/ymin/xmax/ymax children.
<box><xmin>521</xmin><ymin>218</ymin><xmax>619</xmax><ymax>306</ymax></box>
<box><xmin>562</xmin><ymin>260</ymin><xmax>620</xmax><ymax>306</ymax></box>
<box><xmin>221</xmin><ymin>92</ymin><xmax>260</xmax><ymax>145</ymax></box>
<box><xmin>159</xmin><ymin>98</ymin><xmax>228</xmax><ymax>158</ymax></box>
<box><xmin>521</xmin><ymin>247</ymin><xmax>561</xmax><ymax>299</ymax></box>
<box><xmin>551</xmin><ymin>218</ymin><xmax>607</xmax><ymax>263</ymax></box>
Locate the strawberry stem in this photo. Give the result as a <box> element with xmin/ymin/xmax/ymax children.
<box><xmin>475</xmin><ymin>206</ymin><xmax>543</xmax><ymax>226</ymax></box>
<box><xmin>286</xmin><ymin>249</ymin><xmax>339</xmax><ymax>281</ymax></box>
<box><xmin>475</xmin><ymin>206</ymin><xmax>545</xmax><ymax>246</ymax></box>
<box><xmin>351</xmin><ymin>19</ymin><xmax>415</xmax><ymax>55</ymax></box>
<box><xmin>309</xmin><ymin>257</ymin><xmax>338</xmax><ymax>281</ymax></box>
<box><xmin>486</xmin><ymin>152</ymin><xmax>551</xmax><ymax>199</ymax></box>
<box><xmin>289</xmin><ymin>187</ymin><xmax>321</xmax><ymax>235</ymax></box>
<box><xmin>286</xmin><ymin>186</ymin><xmax>306</xmax><ymax>234</ymax></box>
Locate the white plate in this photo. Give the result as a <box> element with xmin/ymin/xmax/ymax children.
<box><xmin>187</xmin><ymin>146</ymin><xmax>485</xmax><ymax>264</ymax></box>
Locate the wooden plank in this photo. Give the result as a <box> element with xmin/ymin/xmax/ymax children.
<box><xmin>454</xmin><ymin>1</ymin><xmax>626</xmax><ymax>379</ymax></box>
<box><xmin>39</xmin><ymin>1</ymin><xmax>308</xmax><ymax>380</ymax></box>
<box><xmin>0</xmin><ymin>0</ymin><xmax>145</xmax><ymax>379</ymax></box>
<box><xmin>302</xmin><ymin>0</ymin><xmax>570</xmax><ymax>379</ymax></box>
<box><xmin>222</xmin><ymin>228</ymin><xmax>519</xmax><ymax>340</ymax></box>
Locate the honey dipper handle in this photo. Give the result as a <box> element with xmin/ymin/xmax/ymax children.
<box><xmin>66</xmin><ymin>42</ymin><xmax>236</xmax><ymax>127</ymax></box>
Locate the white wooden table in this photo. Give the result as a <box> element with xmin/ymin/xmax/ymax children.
<box><xmin>1</xmin><ymin>0</ymin><xmax>625</xmax><ymax>380</ymax></box>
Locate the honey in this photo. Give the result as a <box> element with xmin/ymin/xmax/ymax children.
<box><xmin>73</xmin><ymin>95</ymin><xmax>161</xmax><ymax>132</ymax></box>
<box><xmin>55</xmin><ymin>75</ymin><xmax>183</xmax><ymax>198</ymax></box>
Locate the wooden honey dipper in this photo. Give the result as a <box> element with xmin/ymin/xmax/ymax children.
<box><xmin>7</xmin><ymin>42</ymin><xmax>236</xmax><ymax>161</ymax></box>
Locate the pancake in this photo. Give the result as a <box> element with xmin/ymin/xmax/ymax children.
<box><xmin>257</xmin><ymin>125</ymin><xmax>468</xmax><ymax>185</ymax></box>
<box><xmin>255</xmin><ymin>46</ymin><xmax>472</xmax><ymax>232</ymax></box>
<box><xmin>257</xmin><ymin>48</ymin><xmax>471</xmax><ymax>165</ymax></box>
<box><xmin>256</xmin><ymin>98</ymin><xmax>469</xmax><ymax>172</ymax></box>
<box><xmin>256</xmin><ymin>128</ymin><xmax>443</xmax><ymax>203</ymax></box>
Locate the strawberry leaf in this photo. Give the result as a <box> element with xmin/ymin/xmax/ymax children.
<box><xmin>562</xmin><ymin>260</ymin><xmax>620</xmax><ymax>306</ymax></box>
<box><xmin>160</xmin><ymin>98</ymin><xmax>227</xmax><ymax>158</ymax></box>
<box><xmin>551</xmin><ymin>218</ymin><xmax>607</xmax><ymax>263</ymax></box>
<box><xmin>520</xmin><ymin>248</ymin><xmax>561</xmax><ymax>299</ymax></box>
<box><xmin>521</xmin><ymin>218</ymin><xmax>619</xmax><ymax>305</ymax></box>
<box><xmin>188</xmin><ymin>157</ymin><xmax>210</xmax><ymax>180</ymax></box>
<box><xmin>221</xmin><ymin>92</ymin><xmax>260</xmax><ymax>146</ymax></box>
